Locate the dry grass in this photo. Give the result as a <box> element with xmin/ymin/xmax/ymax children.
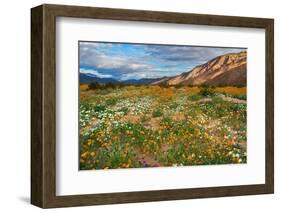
<box><xmin>184</xmin><ymin>87</ymin><xmax>201</xmax><ymax>95</ymax></box>
<box><xmin>81</xmin><ymin>84</ymin><xmax>246</xmax><ymax>95</ymax></box>
<box><xmin>80</xmin><ymin>84</ymin><xmax>89</xmax><ymax>91</ymax></box>
<box><xmin>214</xmin><ymin>87</ymin><xmax>246</xmax><ymax>95</ymax></box>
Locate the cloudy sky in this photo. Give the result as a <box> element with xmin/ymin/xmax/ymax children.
<box><xmin>79</xmin><ymin>41</ymin><xmax>246</xmax><ymax>81</ymax></box>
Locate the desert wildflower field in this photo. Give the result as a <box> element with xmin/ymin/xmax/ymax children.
<box><xmin>79</xmin><ymin>84</ymin><xmax>247</xmax><ymax>170</ymax></box>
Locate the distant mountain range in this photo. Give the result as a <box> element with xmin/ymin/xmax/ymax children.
<box><xmin>80</xmin><ymin>51</ymin><xmax>247</xmax><ymax>86</ymax></box>
<box><xmin>122</xmin><ymin>77</ymin><xmax>167</xmax><ymax>85</ymax></box>
<box><xmin>80</xmin><ymin>73</ymin><xmax>119</xmax><ymax>84</ymax></box>
<box><xmin>80</xmin><ymin>73</ymin><xmax>166</xmax><ymax>85</ymax></box>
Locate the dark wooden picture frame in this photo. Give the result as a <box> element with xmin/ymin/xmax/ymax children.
<box><xmin>31</xmin><ymin>4</ymin><xmax>274</xmax><ymax>208</ymax></box>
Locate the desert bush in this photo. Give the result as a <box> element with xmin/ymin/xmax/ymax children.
<box><xmin>174</xmin><ymin>84</ymin><xmax>184</xmax><ymax>89</ymax></box>
<box><xmin>188</xmin><ymin>95</ymin><xmax>202</xmax><ymax>101</ymax></box>
<box><xmin>105</xmin><ymin>98</ymin><xmax>118</xmax><ymax>106</ymax></box>
<box><xmin>88</xmin><ymin>82</ymin><xmax>100</xmax><ymax>90</ymax></box>
<box><xmin>88</xmin><ymin>82</ymin><xmax>128</xmax><ymax>90</ymax></box>
<box><xmin>120</xmin><ymin>107</ymin><xmax>129</xmax><ymax>115</ymax></box>
<box><xmin>94</xmin><ymin>104</ymin><xmax>106</xmax><ymax>112</ymax></box>
<box><xmin>230</xmin><ymin>103</ymin><xmax>246</xmax><ymax>112</ymax></box>
<box><xmin>152</xmin><ymin>108</ymin><xmax>163</xmax><ymax>117</ymax></box>
<box><xmin>169</xmin><ymin>102</ymin><xmax>179</xmax><ymax>109</ymax></box>
<box><xmin>199</xmin><ymin>86</ymin><xmax>215</xmax><ymax>97</ymax></box>
<box><xmin>211</xmin><ymin>95</ymin><xmax>225</xmax><ymax>104</ymax></box>
<box><xmin>158</xmin><ymin>83</ymin><xmax>170</xmax><ymax>88</ymax></box>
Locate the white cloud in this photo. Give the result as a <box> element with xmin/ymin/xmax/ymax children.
<box><xmin>144</xmin><ymin>45</ymin><xmax>245</xmax><ymax>62</ymax></box>
<box><xmin>80</xmin><ymin>42</ymin><xmax>153</xmax><ymax>74</ymax></box>
<box><xmin>120</xmin><ymin>73</ymin><xmax>148</xmax><ymax>81</ymax></box>
<box><xmin>80</xmin><ymin>68</ymin><xmax>113</xmax><ymax>78</ymax></box>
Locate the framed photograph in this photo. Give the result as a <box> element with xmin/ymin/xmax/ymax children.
<box><xmin>31</xmin><ymin>4</ymin><xmax>274</xmax><ymax>208</ymax></box>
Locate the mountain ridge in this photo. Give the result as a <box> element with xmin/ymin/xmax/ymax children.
<box><xmin>79</xmin><ymin>73</ymin><xmax>166</xmax><ymax>85</ymax></box>
<box><xmin>80</xmin><ymin>73</ymin><xmax>119</xmax><ymax>84</ymax></box>
<box><xmin>152</xmin><ymin>51</ymin><xmax>247</xmax><ymax>86</ymax></box>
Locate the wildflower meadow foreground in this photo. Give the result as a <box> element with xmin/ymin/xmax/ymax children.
<box><xmin>79</xmin><ymin>84</ymin><xmax>247</xmax><ymax>170</ymax></box>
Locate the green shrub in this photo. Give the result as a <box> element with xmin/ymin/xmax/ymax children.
<box><xmin>88</xmin><ymin>82</ymin><xmax>126</xmax><ymax>90</ymax></box>
<box><xmin>212</xmin><ymin>96</ymin><xmax>224</xmax><ymax>104</ymax></box>
<box><xmin>169</xmin><ymin>102</ymin><xmax>179</xmax><ymax>109</ymax></box>
<box><xmin>120</xmin><ymin>107</ymin><xmax>129</xmax><ymax>115</ymax></box>
<box><xmin>199</xmin><ymin>86</ymin><xmax>215</xmax><ymax>97</ymax></box>
<box><xmin>105</xmin><ymin>98</ymin><xmax>118</xmax><ymax>106</ymax></box>
<box><xmin>230</xmin><ymin>103</ymin><xmax>246</xmax><ymax>112</ymax></box>
<box><xmin>158</xmin><ymin>83</ymin><xmax>170</xmax><ymax>88</ymax></box>
<box><xmin>88</xmin><ymin>82</ymin><xmax>100</xmax><ymax>90</ymax></box>
<box><xmin>188</xmin><ymin>95</ymin><xmax>202</xmax><ymax>101</ymax></box>
<box><xmin>174</xmin><ymin>84</ymin><xmax>183</xmax><ymax>89</ymax></box>
<box><xmin>152</xmin><ymin>108</ymin><xmax>163</xmax><ymax>117</ymax></box>
<box><xmin>94</xmin><ymin>104</ymin><xmax>106</xmax><ymax>112</ymax></box>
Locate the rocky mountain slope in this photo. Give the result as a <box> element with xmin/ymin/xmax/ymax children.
<box><xmin>152</xmin><ymin>51</ymin><xmax>247</xmax><ymax>86</ymax></box>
